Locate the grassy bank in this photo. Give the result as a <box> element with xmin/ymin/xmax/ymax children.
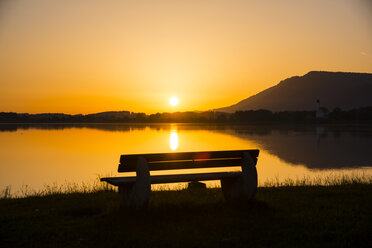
<box><xmin>1</xmin><ymin>182</ymin><xmax>371</xmax><ymax>248</ymax></box>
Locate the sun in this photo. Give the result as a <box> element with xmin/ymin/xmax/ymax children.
<box><xmin>169</xmin><ymin>96</ymin><xmax>179</xmax><ymax>106</ymax></box>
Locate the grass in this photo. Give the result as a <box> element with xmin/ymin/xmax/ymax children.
<box><xmin>0</xmin><ymin>177</ymin><xmax>371</xmax><ymax>248</ymax></box>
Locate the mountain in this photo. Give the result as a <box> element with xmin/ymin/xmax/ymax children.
<box><xmin>217</xmin><ymin>71</ymin><xmax>372</xmax><ymax>112</ymax></box>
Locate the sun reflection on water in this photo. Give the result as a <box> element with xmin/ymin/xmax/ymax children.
<box><xmin>170</xmin><ymin>130</ymin><xmax>178</xmax><ymax>151</ymax></box>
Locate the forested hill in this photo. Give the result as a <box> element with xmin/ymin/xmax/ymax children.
<box><xmin>217</xmin><ymin>71</ymin><xmax>372</xmax><ymax>113</ymax></box>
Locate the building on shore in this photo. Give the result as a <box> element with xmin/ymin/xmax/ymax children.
<box><xmin>316</xmin><ymin>99</ymin><xmax>328</xmax><ymax>119</ymax></box>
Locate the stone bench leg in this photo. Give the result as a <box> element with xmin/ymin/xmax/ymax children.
<box><xmin>118</xmin><ymin>156</ymin><xmax>151</xmax><ymax>210</ymax></box>
<box><xmin>221</xmin><ymin>151</ymin><xmax>257</xmax><ymax>202</ymax></box>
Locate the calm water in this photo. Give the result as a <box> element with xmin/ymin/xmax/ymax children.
<box><xmin>1</xmin><ymin>123</ymin><xmax>371</xmax><ymax>194</ymax></box>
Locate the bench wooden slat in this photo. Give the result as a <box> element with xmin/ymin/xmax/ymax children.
<box><xmin>119</xmin><ymin>158</ymin><xmax>243</xmax><ymax>172</ymax></box>
<box><xmin>118</xmin><ymin>149</ymin><xmax>259</xmax><ymax>172</ymax></box>
<box><xmin>101</xmin><ymin>171</ymin><xmax>242</xmax><ymax>186</ymax></box>
<box><xmin>120</xmin><ymin>150</ymin><xmax>259</xmax><ymax>163</ymax></box>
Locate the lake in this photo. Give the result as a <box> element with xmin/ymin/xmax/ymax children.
<box><xmin>1</xmin><ymin>123</ymin><xmax>371</xmax><ymax>195</ymax></box>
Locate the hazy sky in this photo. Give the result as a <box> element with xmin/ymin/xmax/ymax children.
<box><xmin>0</xmin><ymin>0</ymin><xmax>371</xmax><ymax>114</ymax></box>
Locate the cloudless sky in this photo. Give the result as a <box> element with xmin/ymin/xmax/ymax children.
<box><xmin>0</xmin><ymin>0</ymin><xmax>371</xmax><ymax>114</ymax></box>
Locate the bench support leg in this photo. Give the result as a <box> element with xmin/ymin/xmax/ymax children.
<box><xmin>118</xmin><ymin>156</ymin><xmax>151</xmax><ymax>210</ymax></box>
<box><xmin>118</xmin><ymin>183</ymin><xmax>135</xmax><ymax>208</ymax></box>
<box><xmin>221</xmin><ymin>151</ymin><xmax>257</xmax><ymax>202</ymax></box>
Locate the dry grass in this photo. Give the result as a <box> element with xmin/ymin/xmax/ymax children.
<box><xmin>1</xmin><ymin>173</ymin><xmax>371</xmax><ymax>199</ymax></box>
<box><xmin>261</xmin><ymin>172</ymin><xmax>372</xmax><ymax>187</ymax></box>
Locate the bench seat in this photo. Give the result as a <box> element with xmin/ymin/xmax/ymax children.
<box><xmin>101</xmin><ymin>150</ymin><xmax>259</xmax><ymax>209</ymax></box>
<box><xmin>101</xmin><ymin>171</ymin><xmax>242</xmax><ymax>186</ymax></box>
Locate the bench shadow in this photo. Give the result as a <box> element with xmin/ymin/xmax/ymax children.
<box><xmin>113</xmin><ymin>188</ymin><xmax>273</xmax><ymax>217</ymax></box>
<box><xmin>95</xmin><ymin>189</ymin><xmax>289</xmax><ymax>247</ymax></box>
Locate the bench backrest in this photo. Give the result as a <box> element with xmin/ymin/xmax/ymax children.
<box><xmin>118</xmin><ymin>150</ymin><xmax>259</xmax><ymax>172</ymax></box>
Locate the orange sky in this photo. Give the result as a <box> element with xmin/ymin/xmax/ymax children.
<box><xmin>0</xmin><ymin>0</ymin><xmax>371</xmax><ymax>114</ymax></box>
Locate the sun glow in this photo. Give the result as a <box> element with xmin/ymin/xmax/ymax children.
<box><xmin>169</xmin><ymin>97</ymin><xmax>179</xmax><ymax>106</ymax></box>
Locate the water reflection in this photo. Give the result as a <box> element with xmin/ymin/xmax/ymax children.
<box><xmin>170</xmin><ymin>130</ymin><xmax>178</xmax><ymax>151</ymax></box>
<box><xmin>0</xmin><ymin>123</ymin><xmax>371</xmax><ymax>194</ymax></box>
<box><xmin>1</xmin><ymin>124</ymin><xmax>371</xmax><ymax>170</ymax></box>
<box><xmin>230</xmin><ymin>125</ymin><xmax>372</xmax><ymax>169</ymax></box>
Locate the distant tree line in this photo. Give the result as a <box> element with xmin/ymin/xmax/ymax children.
<box><xmin>0</xmin><ymin>107</ymin><xmax>371</xmax><ymax>123</ymax></box>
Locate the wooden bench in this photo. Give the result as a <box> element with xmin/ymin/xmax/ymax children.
<box><xmin>101</xmin><ymin>149</ymin><xmax>259</xmax><ymax>209</ymax></box>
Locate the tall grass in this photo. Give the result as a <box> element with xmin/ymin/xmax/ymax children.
<box><xmin>0</xmin><ymin>186</ymin><xmax>11</xmax><ymax>199</ymax></box>
<box><xmin>261</xmin><ymin>172</ymin><xmax>372</xmax><ymax>187</ymax></box>
<box><xmin>1</xmin><ymin>173</ymin><xmax>371</xmax><ymax>199</ymax></box>
<box><xmin>0</xmin><ymin>177</ymin><xmax>115</xmax><ymax>199</ymax></box>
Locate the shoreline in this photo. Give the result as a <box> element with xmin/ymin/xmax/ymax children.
<box><xmin>2</xmin><ymin>173</ymin><xmax>371</xmax><ymax>199</ymax></box>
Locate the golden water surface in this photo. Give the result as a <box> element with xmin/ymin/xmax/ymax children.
<box><xmin>0</xmin><ymin>124</ymin><xmax>371</xmax><ymax>195</ymax></box>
